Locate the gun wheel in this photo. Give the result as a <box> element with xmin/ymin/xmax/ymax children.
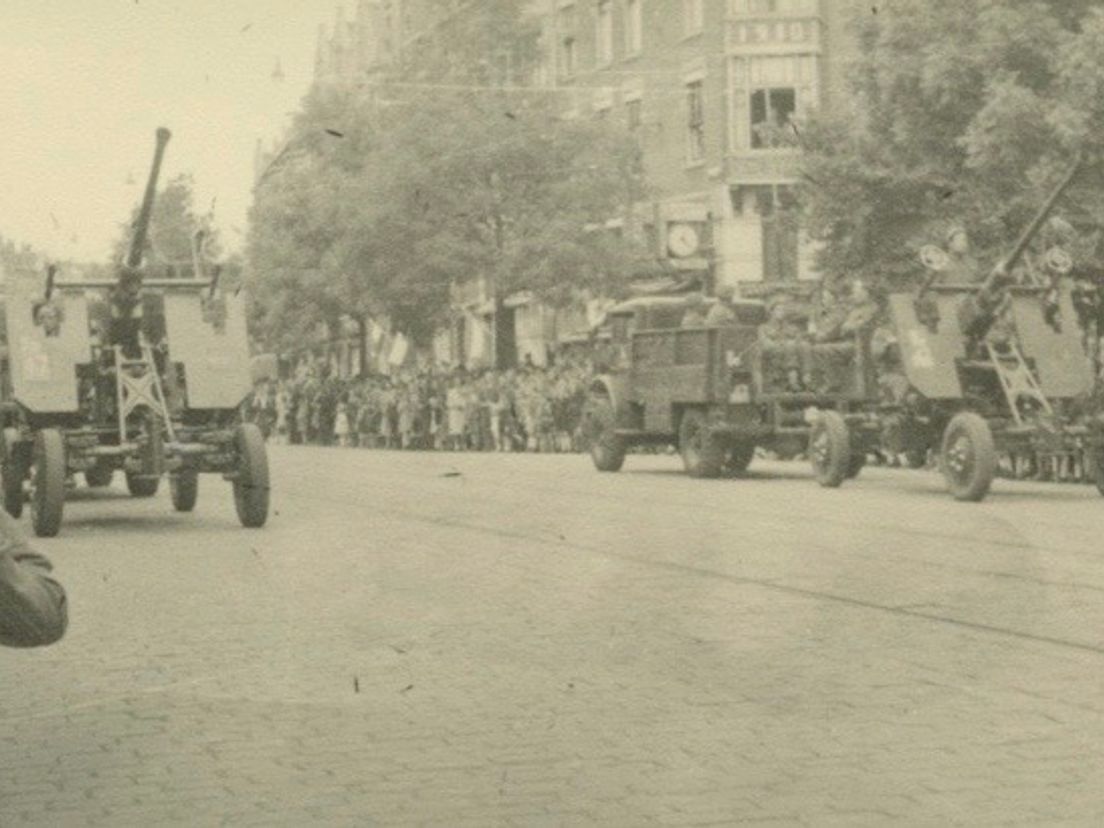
<box><xmin>1091</xmin><ymin>450</ymin><xmax>1104</xmax><ymax>497</ymax></box>
<box><xmin>2</xmin><ymin>428</ymin><xmax>25</xmax><ymax>518</ymax></box>
<box><xmin>585</xmin><ymin>393</ymin><xmax>625</xmax><ymax>472</ymax></box>
<box><xmin>941</xmin><ymin>412</ymin><xmax>996</xmax><ymax>502</ymax></box>
<box><xmin>29</xmin><ymin>430</ymin><xmax>66</xmax><ymax>537</ymax></box>
<box><xmin>233</xmin><ymin>423</ymin><xmax>269</xmax><ymax>528</ymax></box>
<box><xmin>846</xmin><ymin>451</ymin><xmax>866</xmax><ymax>480</ymax></box>
<box><xmin>810</xmin><ymin>410</ymin><xmax>851</xmax><ymax>488</ymax></box>
<box><xmin>170</xmin><ymin>470</ymin><xmax>199</xmax><ymax>512</ymax></box>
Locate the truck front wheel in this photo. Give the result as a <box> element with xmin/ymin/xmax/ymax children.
<box><xmin>810</xmin><ymin>410</ymin><xmax>851</xmax><ymax>488</ymax></box>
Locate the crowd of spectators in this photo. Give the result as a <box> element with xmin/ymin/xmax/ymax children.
<box><xmin>246</xmin><ymin>354</ymin><xmax>596</xmax><ymax>454</ymax></box>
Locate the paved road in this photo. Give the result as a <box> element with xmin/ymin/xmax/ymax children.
<box><xmin>2</xmin><ymin>446</ymin><xmax>1103</xmax><ymax>826</ymax></box>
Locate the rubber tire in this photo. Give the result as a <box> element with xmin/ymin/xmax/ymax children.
<box><xmin>679</xmin><ymin>410</ymin><xmax>724</xmax><ymax>479</ymax></box>
<box><xmin>940</xmin><ymin>412</ymin><xmax>997</xmax><ymax>502</ymax></box>
<box><xmin>126</xmin><ymin>473</ymin><xmax>160</xmax><ymax>498</ymax></box>
<box><xmin>586</xmin><ymin>394</ymin><xmax>626</xmax><ymax>472</ymax></box>
<box><xmin>846</xmin><ymin>451</ymin><xmax>866</xmax><ymax>480</ymax></box>
<box><xmin>810</xmin><ymin>410</ymin><xmax>851</xmax><ymax>488</ymax></box>
<box><xmin>725</xmin><ymin>442</ymin><xmax>755</xmax><ymax>475</ymax></box>
<box><xmin>2</xmin><ymin>428</ymin><xmax>24</xmax><ymax>519</ymax></box>
<box><xmin>85</xmin><ymin>464</ymin><xmax>114</xmax><ymax>488</ymax></box>
<box><xmin>234</xmin><ymin>423</ymin><xmax>270</xmax><ymax>528</ymax></box>
<box><xmin>30</xmin><ymin>430</ymin><xmax>66</xmax><ymax>538</ymax></box>
<box><xmin>170</xmin><ymin>471</ymin><xmax>199</xmax><ymax>512</ymax></box>
<box><xmin>1093</xmin><ymin>451</ymin><xmax>1104</xmax><ymax>496</ymax></box>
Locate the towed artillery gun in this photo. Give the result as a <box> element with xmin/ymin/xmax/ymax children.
<box><xmin>883</xmin><ymin>157</ymin><xmax>1098</xmax><ymax>501</ymax></box>
<box><xmin>583</xmin><ymin>293</ymin><xmax>879</xmax><ymax>484</ymax></box>
<box><xmin>0</xmin><ymin>128</ymin><xmax>269</xmax><ymax>536</ymax></box>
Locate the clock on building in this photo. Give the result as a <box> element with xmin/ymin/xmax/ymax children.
<box><xmin>666</xmin><ymin>223</ymin><xmax>700</xmax><ymax>258</ymax></box>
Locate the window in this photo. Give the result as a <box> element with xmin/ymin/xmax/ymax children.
<box><xmin>750</xmin><ymin>88</ymin><xmax>797</xmax><ymax>148</ymax></box>
<box><xmin>683</xmin><ymin>0</ymin><xmax>703</xmax><ymax>34</ymax></box>
<box><xmin>626</xmin><ymin>98</ymin><xmax>643</xmax><ymax>130</ymax></box>
<box><xmin>686</xmin><ymin>80</ymin><xmax>705</xmax><ymax>163</ymax></box>
<box><xmin>557</xmin><ymin>3</ymin><xmax>578</xmax><ymax>79</ymax></box>
<box><xmin>560</xmin><ymin>35</ymin><xmax>577</xmax><ymax>77</ymax></box>
<box><xmin>625</xmin><ymin>0</ymin><xmax>643</xmax><ymax>55</ymax></box>
<box><xmin>728</xmin><ymin>55</ymin><xmax>816</xmax><ymax>151</ymax></box>
<box><xmin>596</xmin><ymin>1</ymin><xmax>614</xmax><ymax>65</ymax></box>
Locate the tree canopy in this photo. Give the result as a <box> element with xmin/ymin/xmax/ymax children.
<box><xmin>800</xmin><ymin>0</ymin><xmax>1104</xmax><ymax>293</ymax></box>
<box><xmin>246</xmin><ymin>0</ymin><xmax>650</xmax><ymax>352</ymax></box>
<box><xmin>113</xmin><ymin>173</ymin><xmax>220</xmax><ymax>272</ymax></box>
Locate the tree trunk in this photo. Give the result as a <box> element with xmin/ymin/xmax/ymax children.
<box><xmin>494</xmin><ymin>296</ymin><xmax>517</xmax><ymax>370</ymax></box>
<box><xmin>356</xmin><ymin>315</ymin><xmax>369</xmax><ymax>378</ymax></box>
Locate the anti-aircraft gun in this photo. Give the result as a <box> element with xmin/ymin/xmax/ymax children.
<box><xmin>0</xmin><ymin>127</ymin><xmax>269</xmax><ymax>536</ymax></box>
<box><xmin>882</xmin><ymin>156</ymin><xmax>1097</xmax><ymax>501</ymax></box>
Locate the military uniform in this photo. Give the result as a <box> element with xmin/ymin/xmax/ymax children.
<box><xmin>759</xmin><ymin>304</ymin><xmax>812</xmax><ymax>391</ymax></box>
<box><xmin>0</xmin><ymin>510</ymin><xmax>67</xmax><ymax>647</ymax></box>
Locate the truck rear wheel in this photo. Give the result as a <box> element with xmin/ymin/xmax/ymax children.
<box><xmin>941</xmin><ymin>412</ymin><xmax>996</xmax><ymax>502</ymax></box>
<box><xmin>170</xmin><ymin>470</ymin><xmax>199</xmax><ymax>512</ymax></box>
<box><xmin>810</xmin><ymin>410</ymin><xmax>851</xmax><ymax>488</ymax></box>
<box><xmin>585</xmin><ymin>394</ymin><xmax>625</xmax><ymax>472</ymax></box>
<box><xmin>2</xmin><ymin>428</ymin><xmax>25</xmax><ymax>518</ymax></box>
<box><xmin>234</xmin><ymin>424</ymin><xmax>270</xmax><ymax>528</ymax></box>
<box><xmin>30</xmin><ymin>430</ymin><xmax>66</xmax><ymax>538</ymax></box>
<box><xmin>679</xmin><ymin>410</ymin><xmax>724</xmax><ymax>479</ymax></box>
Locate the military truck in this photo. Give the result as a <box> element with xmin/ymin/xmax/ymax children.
<box><xmin>878</xmin><ymin>157</ymin><xmax>1101</xmax><ymax>501</ymax></box>
<box><xmin>0</xmin><ymin>128</ymin><xmax>269</xmax><ymax>536</ymax></box>
<box><xmin>584</xmin><ymin>293</ymin><xmax>880</xmax><ymax>485</ymax></box>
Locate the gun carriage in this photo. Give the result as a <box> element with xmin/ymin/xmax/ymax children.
<box><xmin>0</xmin><ymin>128</ymin><xmax>269</xmax><ymax>536</ymax></box>
<box><xmin>879</xmin><ymin>157</ymin><xmax>1101</xmax><ymax>501</ymax></box>
<box><xmin>584</xmin><ymin>294</ymin><xmax>881</xmax><ymax>485</ymax></box>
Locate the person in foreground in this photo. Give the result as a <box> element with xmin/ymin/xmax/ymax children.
<box><xmin>0</xmin><ymin>509</ymin><xmax>67</xmax><ymax>647</ymax></box>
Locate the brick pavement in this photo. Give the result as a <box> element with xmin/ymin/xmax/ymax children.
<box><xmin>1</xmin><ymin>448</ymin><xmax>1103</xmax><ymax>825</ymax></box>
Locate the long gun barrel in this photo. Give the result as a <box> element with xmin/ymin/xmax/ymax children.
<box><xmin>985</xmin><ymin>154</ymin><xmax>1083</xmax><ymax>290</ymax></box>
<box><xmin>959</xmin><ymin>155</ymin><xmax>1083</xmax><ymax>341</ymax></box>
<box><xmin>125</xmin><ymin>127</ymin><xmax>172</xmax><ymax>269</ymax></box>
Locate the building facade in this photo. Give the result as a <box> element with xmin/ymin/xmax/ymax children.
<box><xmin>285</xmin><ymin>1</ymin><xmax>864</xmax><ymax>371</ymax></box>
<box><xmin>539</xmin><ymin>0</ymin><xmax>861</xmax><ymax>298</ymax></box>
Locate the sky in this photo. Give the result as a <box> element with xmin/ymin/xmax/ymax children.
<box><xmin>0</xmin><ymin>0</ymin><xmax>340</xmax><ymax>264</ymax></box>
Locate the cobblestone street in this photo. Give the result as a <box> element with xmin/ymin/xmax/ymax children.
<box><xmin>2</xmin><ymin>447</ymin><xmax>1104</xmax><ymax>826</ymax></box>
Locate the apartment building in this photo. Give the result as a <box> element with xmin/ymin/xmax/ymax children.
<box><xmin>540</xmin><ymin>0</ymin><xmax>861</xmax><ymax>297</ymax></box>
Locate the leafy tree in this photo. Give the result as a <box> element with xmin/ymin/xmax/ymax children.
<box><xmin>800</xmin><ymin>0</ymin><xmax>1104</xmax><ymax>294</ymax></box>
<box><xmin>247</xmin><ymin>0</ymin><xmax>650</xmax><ymax>365</ymax></box>
<box><xmin>333</xmin><ymin>90</ymin><xmax>648</xmax><ymax>345</ymax></box>
<box><xmin>0</xmin><ymin>233</ymin><xmax>43</xmax><ymax>277</ymax></box>
<box><xmin>113</xmin><ymin>174</ymin><xmax>220</xmax><ymax>274</ymax></box>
